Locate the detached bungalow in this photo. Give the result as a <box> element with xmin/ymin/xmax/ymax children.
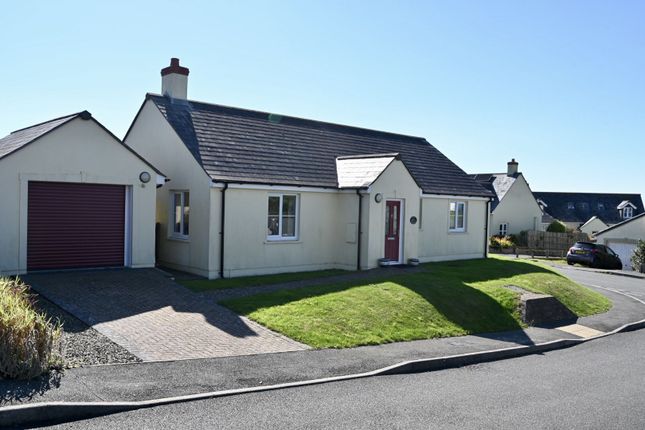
<box><xmin>470</xmin><ymin>159</ymin><xmax>544</xmax><ymax>236</ymax></box>
<box><xmin>0</xmin><ymin>111</ymin><xmax>164</xmax><ymax>276</ymax></box>
<box><xmin>124</xmin><ymin>59</ymin><xmax>493</xmax><ymax>278</ymax></box>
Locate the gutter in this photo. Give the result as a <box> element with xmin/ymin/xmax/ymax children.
<box><xmin>219</xmin><ymin>183</ymin><xmax>228</xmax><ymax>278</ymax></box>
<box><xmin>356</xmin><ymin>189</ymin><xmax>363</xmax><ymax>271</ymax></box>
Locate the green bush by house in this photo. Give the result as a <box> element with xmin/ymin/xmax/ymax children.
<box><xmin>0</xmin><ymin>278</ymin><xmax>61</xmax><ymax>379</ymax></box>
<box><xmin>546</xmin><ymin>220</ymin><xmax>567</xmax><ymax>233</ymax></box>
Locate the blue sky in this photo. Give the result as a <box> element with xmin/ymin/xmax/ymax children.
<box><xmin>2</xmin><ymin>1</ymin><xmax>643</xmax><ymax>195</ymax></box>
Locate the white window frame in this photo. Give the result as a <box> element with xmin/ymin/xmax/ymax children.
<box><xmin>499</xmin><ymin>222</ymin><xmax>508</xmax><ymax>236</ymax></box>
<box><xmin>170</xmin><ymin>191</ymin><xmax>190</xmax><ymax>239</ymax></box>
<box><xmin>449</xmin><ymin>201</ymin><xmax>467</xmax><ymax>232</ymax></box>
<box><xmin>623</xmin><ymin>206</ymin><xmax>633</xmax><ymax>219</ymax></box>
<box><xmin>267</xmin><ymin>193</ymin><xmax>299</xmax><ymax>241</ymax></box>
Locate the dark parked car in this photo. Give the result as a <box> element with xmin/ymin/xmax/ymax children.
<box><xmin>567</xmin><ymin>242</ymin><xmax>623</xmax><ymax>270</ymax></box>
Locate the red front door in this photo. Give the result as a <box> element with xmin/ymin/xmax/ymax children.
<box><xmin>384</xmin><ymin>200</ymin><xmax>401</xmax><ymax>261</ymax></box>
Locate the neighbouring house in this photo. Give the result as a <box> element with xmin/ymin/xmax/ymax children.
<box><xmin>533</xmin><ymin>192</ymin><xmax>644</xmax><ymax>232</ymax></box>
<box><xmin>578</xmin><ymin>216</ymin><xmax>609</xmax><ymax>237</ymax></box>
<box><xmin>0</xmin><ymin>111</ymin><xmax>164</xmax><ymax>276</ymax></box>
<box><xmin>470</xmin><ymin>159</ymin><xmax>544</xmax><ymax>236</ymax></box>
<box><xmin>594</xmin><ymin>213</ymin><xmax>645</xmax><ymax>270</ymax></box>
<box><xmin>123</xmin><ymin>58</ymin><xmax>494</xmax><ymax>279</ymax></box>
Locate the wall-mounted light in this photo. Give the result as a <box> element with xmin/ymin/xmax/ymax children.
<box><xmin>374</xmin><ymin>193</ymin><xmax>383</xmax><ymax>203</ymax></box>
<box><xmin>410</xmin><ymin>216</ymin><xmax>418</xmax><ymax>225</ymax></box>
<box><xmin>139</xmin><ymin>171</ymin><xmax>151</xmax><ymax>183</ymax></box>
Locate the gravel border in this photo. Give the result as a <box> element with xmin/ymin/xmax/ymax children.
<box><xmin>34</xmin><ymin>293</ymin><xmax>141</xmax><ymax>367</ymax></box>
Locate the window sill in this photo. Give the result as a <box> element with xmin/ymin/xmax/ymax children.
<box><xmin>168</xmin><ymin>235</ymin><xmax>190</xmax><ymax>243</ymax></box>
<box><xmin>264</xmin><ymin>239</ymin><xmax>301</xmax><ymax>245</ymax></box>
<box><xmin>448</xmin><ymin>230</ymin><xmax>467</xmax><ymax>234</ymax></box>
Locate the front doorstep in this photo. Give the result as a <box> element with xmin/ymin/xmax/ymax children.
<box><xmin>378</xmin><ymin>258</ymin><xmax>401</xmax><ymax>267</ymax></box>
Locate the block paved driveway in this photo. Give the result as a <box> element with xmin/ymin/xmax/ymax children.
<box><xmin>26</xmin><ymin>269</ymin><xmax>307</xmax><ymax>361</ymax></box>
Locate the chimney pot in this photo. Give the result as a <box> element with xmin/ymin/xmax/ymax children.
<box><xmin>161</xmin><ymin>58</ymin><xmax>189</xmax><ymax>99</ymax></box>
<box><xmin>507</xmin><ymin>158</ymin><xmax>519</xmax><ymax>176</ymax></box>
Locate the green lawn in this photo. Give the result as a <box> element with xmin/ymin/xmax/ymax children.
<box><xmin>222</xmin><ymin>258</ymin><xmax>611</xmax><ymax>349</ymax></box>
<box><xmin>181</xmin><ymin>269</ymin><xmax>348</xmax><ymax>292</ymax></box>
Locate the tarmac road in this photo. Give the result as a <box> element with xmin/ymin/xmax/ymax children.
<box><xmin>44</xmin><ymin>328</ymin><xmax>645</xmax><ymax>429</ymax></box>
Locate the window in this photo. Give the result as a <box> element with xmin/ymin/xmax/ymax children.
<box><xmin>624</xmin><ymin>206</ymin><xmax>633</xmax><ymax>219</ymax></box>
<box><xmin>567</xmin><ymin>202</ymin><xmax>575</xmax><ymax>210</ymax></box>
<box><xmin>499</xmin><ymin>223</ymin><xmax>508</xmax><ymax>236</ymax></box>
<box><xmin>449</xmin><ymin>201</ymin><xmax>466</xmax><ymax>232</ymax></box>
<box><xmin>172</xmin><ymin>191</ymin><xmax>190</xmax><ymax>237</ymax></box>
<box><xmin>597</xmin><ymin>203</ymin><xmax>605</xmax><ymax>210</ymax></box>
<box><xmin>267</xmin><ymin>194</ymin><xmax>298</xmax><ymax>240</ymax></box>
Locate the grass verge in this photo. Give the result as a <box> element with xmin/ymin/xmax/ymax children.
<box><xmin>222</xmin><ymin>257</ymin><xmax>611</xmax><ymax>349</ymax></box>
<box><xmin>181</xmin><ymin>269</ymin><xmax>348</xmax><ymax>292</ymax></box>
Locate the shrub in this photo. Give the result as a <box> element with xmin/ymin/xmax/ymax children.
<box><xmin>546</xmin><ymin>220</ymin><xmax>567</xmax><ymax>233</ymax></box>
<box><xmin>490</xmin><ymin>235</ymin><xmax>515</xmax><ymax>249</ymax></box>
<box><xmin>507</xmin><ymin>234</ymin><xmax>520</xmax><ymax>246</ymax></box>
<box><xmin>631</xmin><ymin>240</ymin><xmax>645</xmax><ymax>272</ymax></box>
<box><xmin>0</xmin><ymin>278</ymin><xmax>61</xmax><ymax>379</ymax></box>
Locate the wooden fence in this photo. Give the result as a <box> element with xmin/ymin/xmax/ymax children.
<box><xmin>525</xmin><ymin>230</ymin><xmax>590</xmax><ymax>251</ymax></box>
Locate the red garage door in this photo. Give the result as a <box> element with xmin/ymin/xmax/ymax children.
<box><xmin>27</xmin><ymin>181</ymin><xmax>126</xmax><ymax>270</ymax></box>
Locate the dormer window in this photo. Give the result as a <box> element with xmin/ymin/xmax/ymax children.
<box><xmin>623</xmin><ymin>206</ymin><xmax>633</xmax><ymax>219</ymax></box>
<box><xmin>617</xmin><ymin>200</ymin><xmax>636</xmax><ymax>219</ymax></box>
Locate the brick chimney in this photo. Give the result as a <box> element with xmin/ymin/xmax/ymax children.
<box><xmin>507</xmin><ymin>158</ymin><xmax>518</xmax><ymax>176</ymax></box>
<box><xmin>161</xmin><ymin>58</ymin><xmax>189</xmax><ymax>99</ymax></box>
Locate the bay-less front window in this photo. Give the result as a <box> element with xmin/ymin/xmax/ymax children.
<box><xmin>172</xmin><ymin>191</ymin><xmax>190</xmax><ymax>237</ymax></box>
<box><xmin>267</xmin><ymin>194</ymin><xmax>298</xmax><ymax>240</ymax></box>
<box><xmin>449</xmin><ymin>201</ymin><xmax>466</xmax><ymax>232</ymax></box>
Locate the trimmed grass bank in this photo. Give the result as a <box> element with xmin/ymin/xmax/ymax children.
<box><xmin>222</xmin><ymin>258</ymin><xmax>611</xmax><ymax>349</ymax></box>
<box><xmin>182</xmin><ymin>269</ymin><xmax>347</xmax><ymax>292</ymax></box>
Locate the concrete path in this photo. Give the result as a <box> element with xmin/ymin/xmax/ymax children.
<box><xmin>186</xmin><ymin>265</ymin><xmax>424</xmax><ymax>302</ymax></box>
<box><xmin>25</xmin><ymin>269</ymin><xmax>307</xmax><ymax>362</ymax></box>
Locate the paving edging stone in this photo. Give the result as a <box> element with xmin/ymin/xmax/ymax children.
<box><xmin>2</xmin><ymin>318</ymin><xmax>645</xmax><ymax>428</ymax></box>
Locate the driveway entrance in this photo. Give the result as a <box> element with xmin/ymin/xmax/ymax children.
<box><xmin>26</xmin><ymin>269</ymin><xmax>307</xmax><ymax>361</ymax></box>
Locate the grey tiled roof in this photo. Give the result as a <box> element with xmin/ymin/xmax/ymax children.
<box><xmin>0</xmin><ymin>114</ymin><xmax>78</xmax><ymax>160</ymax></box>
<box><xmin>469</xmin><ymin>173</ymin><xmax>520</xmax><ymax>210</ymax></box>
<box><xmin>533</xmin><ymin>192</ymin><xmax>644</xmax><ymax>225</ymax></box>
<box><xmin>148</xmin><ymin>94</ymin><xmax>492</xmax><ymax>197</ymax></box>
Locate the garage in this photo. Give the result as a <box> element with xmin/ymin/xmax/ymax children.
<box><xmin>0</xmin><ymin>110</ymin><xmax>163</xmax><ymax>276</ymax></box>
<box><xmin>27</xmin><ymin>181</ymin><xmax>127</xmax><ymax>270</ymax></box>
<box><xmin>595</xmin><ymin>212</ymin><xmax>645</xmax><ymax>272</ymax></box>
<box><xmin>606</xmin><ymin>241</ymin><xmax>635</xmax><ymax>271</ymax></box>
